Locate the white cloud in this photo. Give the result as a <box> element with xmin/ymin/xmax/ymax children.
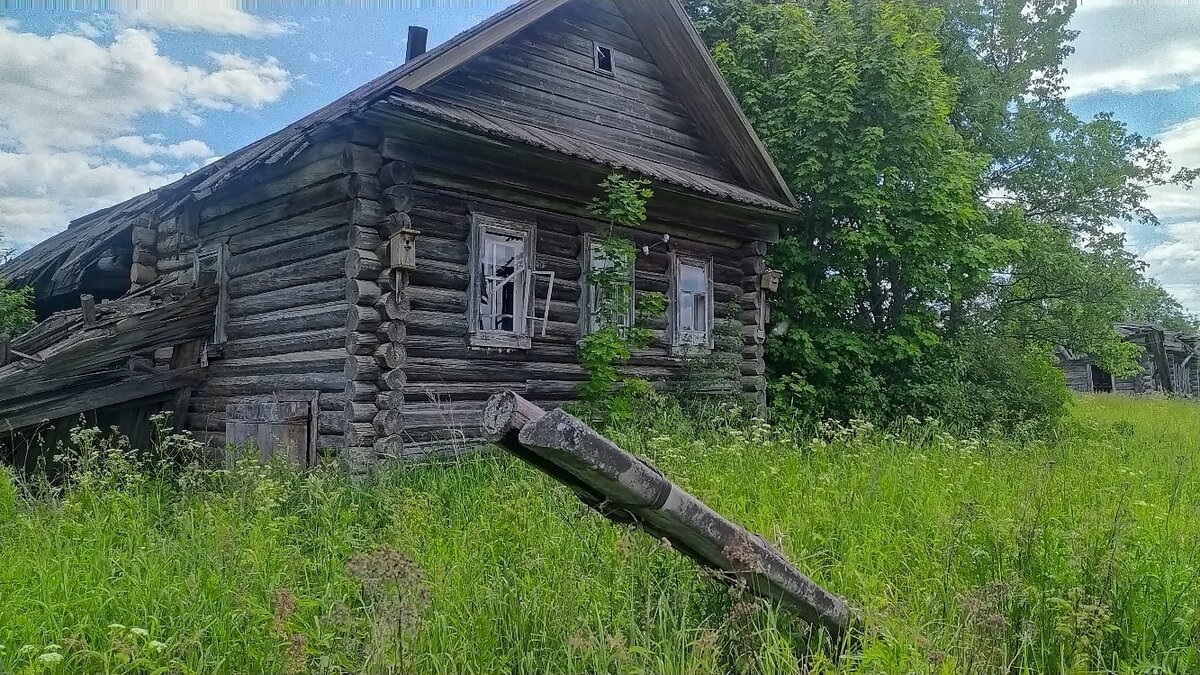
<box><xmin>110</xmin><ymin>135</ymin><xmax>213</xmax><ymax>159</ymax></box>
<box><xmin>1139</xmin><ymin>118</ymin><xmax>1200</xmax><ymax>313</ymax></box>
<box><xmin>0</xmin><ymin>24</ymin><xmax>291</xmax><ymax>152</ymax></box>
<box><xmin>0</xmin><ymin>21</ymin><xmax>291</xmax><ymax>251</ymax></box>
<box><xmin>1065</xmin><ymin>8</ymin><xmax>1200</xmax><ymax>98</ymax></box>
<box><xmin>0</xmin><ymin>149</ymin><xmax>182</xmax><ymax>250</ymax></box>
<box><xmin>116</xmin><ymin>2</ymin><xmax>291</xmax><ymax>38</ymax></box>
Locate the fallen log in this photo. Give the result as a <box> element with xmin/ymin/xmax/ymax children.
<box><xmin>482</xmin><ymin>391</ymin><xmax>852</xmax><ymax>642</ymax></box>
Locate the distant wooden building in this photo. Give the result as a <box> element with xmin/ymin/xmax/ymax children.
<box><xmin>1057</xmin><ymin>324</ymin><xmax>1200</xmax><ymax>396</ymax></box>
<box><xmin>0</xmin><ymin>0</ymin><xmax>793</xmax><ymax>467</ymax></box>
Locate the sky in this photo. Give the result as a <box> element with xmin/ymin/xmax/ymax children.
<box><xmin>0</xmin><ymin>1</ymin><xmax>1196</xmax><ymax>312</ymax></box>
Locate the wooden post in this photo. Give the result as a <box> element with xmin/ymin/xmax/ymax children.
<box><xmin>0</xmin><ymin>333</ymin><xmax>9</xmax><ymax>367</ymax></box>
<box><xmin>482</xmin><ymin>391</ymin><xmax>853</xmax><ymax>643</ymax></box>
<box><xmin>80</xmin><ymin>294</ymin><xmax>96</xmax><ymax>326</ymax></box>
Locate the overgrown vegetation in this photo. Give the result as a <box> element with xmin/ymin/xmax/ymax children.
<box><xmin>687</xmin><ymin>0</ymin><xmax>1197</xmax><ymax>430</ymax></box>
<box><xmin>2</xmin><ymin>397</ymin><xmax>1198</xmax><ymax>673</ymax></box>
<box><xmin>578</xmin><ymin>174</ymin><xmax>667</xmax><ymax>422</ymax></box>
<box><xmin>0</xmin><ymin>230</ymin><xmax>35</xmax><ymax>336</ymax></box>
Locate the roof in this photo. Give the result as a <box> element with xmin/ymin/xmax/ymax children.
<box><xmin>3</xmin><ymin>0</ymin><xmax>794</xmax><ymax>298</ymax></box>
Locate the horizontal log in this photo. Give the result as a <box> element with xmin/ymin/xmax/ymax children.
<box><xmin>227</xmin><ymin>302</ymin><xmax>346</xmax><ymax>339</ymax></box>
<box><xmin>206</xmin><ymin>349</ymin><xmax>346</xmax><ymax>377</ymax></box>
<box><xmin>227</xmin><ymin>226</ymin><xmax>346</xmax><ymax>279</ymax></box>
<box><xmin>198</xmin><ymin>373</ymin><xmax>346</xmax><ymax>398</ymax></box>
<box><xmin>346</xmin><ymin>380</ymin><xmax>381</xmax><ymax>402</ymax></box>
<box><xmin>346</xmin><ymin>402</ymin><xmax>378</xmax><ymax>424</ymax></box>
<box><xmin>379</xmin><ymin>160</ymin><xmax>415</xmax><ymax>187</ymax></box>
<box><xmin>375</xmin><ymin>391</ymin><xmax>404</xmax><ymax>410</ymax></box>
<box><xmin>346</xmin><ymin>249</ymin><xmax>384</xmax><ymax>281</ymax></box>
<box><xmin>374</xmin><ymin>342</ymin><xmax>406</xmax><ymax>370</ymax></box>
<box><xmin>346</xmin><ymin>422</ymin><xmax>377</xmax><ymax>447</ymax></box>
<box><xmin>222</xmin><ymin>327</ymin><xmax>345</xmax><ymax>360</ymax></box>
<box><xmin>378</xmin><ymin>321</ymin><xmax>406</xmax><ymax>345</ymax></box>
<box><xmin>348</xmin><ymin>279</ymin><xmax>382</xmax><ymax>307</ymax></box>
<box><xmin>228</xmin><ymin>250</ymin><xmax>345</xmax><ymax>300</ymax></box>
<box><xmin>346</xmin><ymin>331</ymin><xmax>380</xmax><ymax>356</ymax></box>
<box><xmin>382</xmin><ymin>185</ymin><xmax>413</xmax><ymax>214</ymax></box>
<box><xmin>348</xmin><ymin>173</ymin><xmax>381</xmax><ymax>201</ymax></box>
<box><xmin>374</xmin><ymin>409</ymin><xmax>404</xmax><ymax>436</ymax></box>
<box><xmin>381</xmin><ymin>368</ymin><xmax>408</xmax><ymax>392</ymax></box>
<box><xmin>347</xmin><ymin>305</ymin><xmax>382</xmax><ymax>334</ymax></box>
<box><xmin>346</xmin><ymin>354</ymin><xmax>380</xmax><ymax>382</ymax></box>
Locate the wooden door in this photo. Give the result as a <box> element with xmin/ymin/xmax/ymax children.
<box><xmin>226</xmin><ymin>401</ymin><xmax>313</xmax><ymax>466</ymax></box>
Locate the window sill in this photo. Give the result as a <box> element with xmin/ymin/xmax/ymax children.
<box><xmin>468</xmin><ymin>333</ymin><xmax>531</xmax><ymax>351</ymax></box>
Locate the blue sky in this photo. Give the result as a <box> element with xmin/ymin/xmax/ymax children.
<box><xmin>0</xmin><ymin>1</ymin><xmax>1197</xmax><ymax>311</ymax></box>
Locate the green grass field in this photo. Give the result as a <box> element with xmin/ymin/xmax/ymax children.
<box><xmin>1</xmin><ymin>395</ymin><xmax>1198</xmax><ymax>673</ymax></box>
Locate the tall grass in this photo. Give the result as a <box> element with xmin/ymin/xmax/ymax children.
<box><xmin>1</xmin><ymin>395</ymin><xmax>1198</xmax><ymax>673</ymax></box>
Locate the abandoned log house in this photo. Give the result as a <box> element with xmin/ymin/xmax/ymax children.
<box><xmin>0</xmin><ymin>0</ymin><xmax>793</xmax><ymax>467</ymax></box>
<box><xmin>1056</xmin><ymin>324</ymin><xmax>1200</xmax><ymax>396</ymax></box>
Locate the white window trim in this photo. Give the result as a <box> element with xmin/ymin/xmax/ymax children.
<box><xmin>670</xmin><ymin>253</ymin><xmax>714</xmax><ymax>351</ymax></box>
<box><xmin>468</xmin><ymin>213</ymin><xmax>535</xmax><ymax>350</ymax></box>
<box><xmin>582</xmin><ymin>234</ymin><xmax>636</xmax><ymax>335</ymax></box>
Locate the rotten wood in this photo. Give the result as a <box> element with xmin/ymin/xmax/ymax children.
<box><xmin>482</xmin><ymin>391</ymin><xmax>851</xmax><ymax>641</ymax></box>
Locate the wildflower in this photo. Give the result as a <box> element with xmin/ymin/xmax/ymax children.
<box><xmin>148</xmin><ymin>641</ymin><xmax>167</xmax><ymax>653</ymax></box>
<box><xmin>38</xmin><ymin>652</ymin><xmax>64</xmax><ymax>665</ymax></box>
<box><xmin>42</xmin><ymin>644</ymin><xmax>61</xmax><ymax>651</ymax></box>
<box><xmin>108</xmin><ymin>623</ymin><xmax>126</xmax><ymax>631</ymax></box>
<box><xmin>19</xmin><ymin>645</ymin><xmax>37</xmax><ymax>655</ymax></box>
<box><xmin>130</xmin><ymin>628</ymin><xmax>149</xmax><ymax>639</ymax></box>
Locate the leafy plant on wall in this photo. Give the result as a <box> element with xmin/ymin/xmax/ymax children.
<box><xmin>578</xmin><ymin>174</ymin><xmax>667</xmax><ymax>422</ymax></box>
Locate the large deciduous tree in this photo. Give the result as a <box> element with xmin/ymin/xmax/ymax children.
<box><xmin>688</xmin><ymin>0</ymin><xmax>1195</xmax><ymax>428</ymax></box>
<box><xmin>690</xmin><ymin>0</ymin><xmax>1003</xmax><ymax>418</ymax></box>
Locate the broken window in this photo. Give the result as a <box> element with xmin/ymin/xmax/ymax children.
<box><xmin>192</xmin><ymin>245</ymin><xmax>228</xmax><ymax>347</ymax></box>
<box><xmin>672</xmin><ymin>255</ymin><xmax>712</xmax><ymax>349</ymax></box>
<box><xmin>585</xmin><ymin>236</ymin><xmax>635</xmax><ymax>335</ymax></box>
<box><xmin>469</xmin><ymin>214</ymin><xmax>535</xmax><ymax>349</ymax></box>
<box><xmin>594</xmin><ymin>43</ymin><xmax>615</xmax><ymax>74</ymax></box>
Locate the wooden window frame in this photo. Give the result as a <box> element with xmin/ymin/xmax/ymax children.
<box><xmin>582</xmin><ymin>234</ymin><xmax>636</xmax><ymax>335</ymax></box>
<box><xmin>193</xmin><ymin>244</ymin><xmax>228</xmax><ymax>347</ymax></box>
<box><xmin>468</xmin><ymin>213</ymin><xmax>535</xmax><ymax>350</ymax></box>
<box><xmin>593</xmin><ymin>41</ymin><xmax>616</xmax><ymax>76</ymax></box>
<box><xmin>669</xmin><ymin>253</ymin><xmax>714</xmax><ymax>351</ymax></box>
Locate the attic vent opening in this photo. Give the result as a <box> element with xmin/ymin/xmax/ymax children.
<box><xmin>594</xmin><ymin>42</ymin><xmax>615</xmax><ymax>74</ymax></box>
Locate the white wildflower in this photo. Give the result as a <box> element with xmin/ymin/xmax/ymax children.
<box><xmin>130</xmin><ymin>628</ymin><xmax>149</xmax><ymax>638</ymax></box>
<box><xmin>38</xmin><ymin>652</ymin><xmax>64</xmax><ymax>665</ymax></box>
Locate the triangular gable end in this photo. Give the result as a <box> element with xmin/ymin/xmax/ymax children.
<box><xmin>394</xmin><ymin>0</ymin><xmax>797</xmax><ymax>208</ymax></box>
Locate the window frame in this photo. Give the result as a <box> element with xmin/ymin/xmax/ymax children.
<box><xmin>593</xmin><ymin>41</ymin><xmax>616</xmax><ymax>76</ymax></box>
<box><xmin>467</xmin><ymin>213</ymin><xmax>536</xmax><ymax>350</ymax></box>
<box><xmin>669</xmin><ymin>253</ymin><xmax>714</xmax><ymax>351</ymax></box>
<box><xmin>193</xmin><ymin>244</ymin><xmax>228</xmax><ymax>347</ymax></box>
<box><xmin>583</xmin><ymin>234</ymin><xmax>636</xmax><ymax>336</ymax></box>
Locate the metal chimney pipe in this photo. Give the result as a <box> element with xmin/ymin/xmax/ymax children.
<box><xmin>406</xmin><ymin>26</ymin><xmax>429</xmax><ymax>63</ymax></box>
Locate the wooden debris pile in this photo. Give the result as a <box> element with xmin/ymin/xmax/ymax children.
<box><xmin>482</xmin><ymin>391</ymin><xmax>853</xmax><ymax>641</ymax></box>
<box><xmin>0</xmin><ymin>282</ymin><xmax>217</xmax><ymax>433</ymax></box>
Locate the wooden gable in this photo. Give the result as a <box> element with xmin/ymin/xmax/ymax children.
<box><xmin>421</xmin><ymin>0</ymin><xmax>733</xmax><ymax>183</ymax></box>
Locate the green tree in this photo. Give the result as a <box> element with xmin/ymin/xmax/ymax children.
<box><xmin>930</xmin><ymin>0</ymin><xmax>1198</xmax><ymax>356</ymax></box>
<box><xmin>1127</xmin><ymin>278</ymin><xmax>1200</xmax><ymax>334</ymax></box>
<box><xmin>690</xmin><ymin>0</ymin><xmax>1005</xmax><ymax>419</ymax></box>
<box><xmin>0</xmin><ymin>235</ymin><xmax>35</xmax><ymax>336</ymax></box>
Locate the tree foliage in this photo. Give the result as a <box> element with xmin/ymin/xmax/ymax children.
<box><xmin>0</xmin><ymin>235</ymin><xmax>35</xmax><ymax>336</ymax></box>
<box><xmin>688</xmin><ymin>0</ymin><xmax>1196</xmax><ymax>429</ymax></box>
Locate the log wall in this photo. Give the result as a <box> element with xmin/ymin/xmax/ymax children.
<box><xmin>374</xmin><ymin>121</ymin><xmax>772</xmax><ymax>458</ymax></box>
<box><xmin>156</xmin><ymin>136</ymin><xmax>370</xmax><ymax>457</ymax></box>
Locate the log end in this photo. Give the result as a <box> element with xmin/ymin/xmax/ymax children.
<box><xmin>482</xmin><ymin>391</ymin><xmax>546</xmax><ymax>442</ymax></box>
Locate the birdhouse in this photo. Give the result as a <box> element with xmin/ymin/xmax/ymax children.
<box><xmin>760</xmin><ymin>269</ymin><xmax>782</xmax><ymax>292</ymax></box>
<box><xmin>389</xmin><ymin>228</ymin><xmax>420</xmax><ymax>270</ymax></box>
